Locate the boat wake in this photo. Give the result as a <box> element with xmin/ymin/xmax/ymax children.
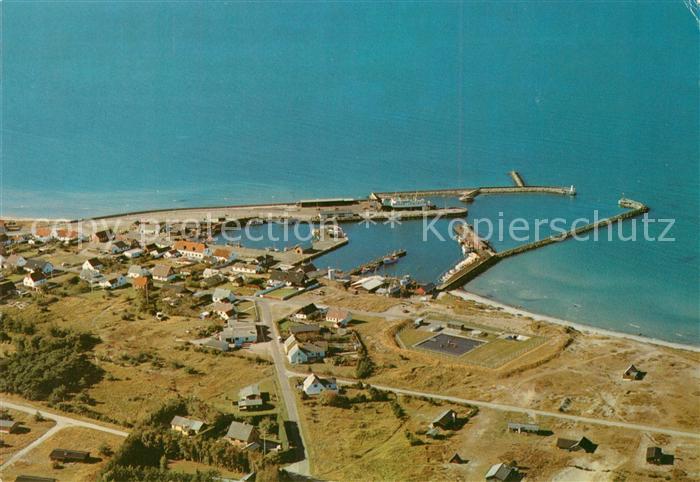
<box><xmin>683</xmin><ymin>0</ymin><xmax>700</xmax><ymax>28</ymax></box>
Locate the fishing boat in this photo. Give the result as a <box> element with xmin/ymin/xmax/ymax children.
<box><xmin>381</xmin><ymin>196</ymin><xmax>435</xmax><ymax>211</ymax></box>
<box><xmin>383</xmin><ymin>256</ymin><xmax>399</xmax><ymax>265</ymax></box>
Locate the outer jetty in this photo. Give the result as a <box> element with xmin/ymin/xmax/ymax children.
<box><xmin>437</xmin><ymin>198</ymin><xmax>650</xmax><ymax>291</ymax></box>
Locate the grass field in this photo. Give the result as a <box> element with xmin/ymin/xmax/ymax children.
<box><xmin>168</xmin><ymin>459</ymin><xmax>243</xmax><ymax>479</ymax></box>
<box><xmin>0</xmin><ymin>426</ymin><xmax>124</xmax><ymax>482</ymax></box>
<box><xmin>0</xmin><ymin>288</ymin><xmax>275</xmax><ymax>427</ymax></box>
<box><xmin>265</xmin><ymin>287</ymin><xmax>301</xmax><ymax>300</ymax></box>
<box><xmin>395</xmin><ymin>312</ymin><xmax>547</xmax><ymax>369</ymax></box>
<box><xmin>0</xmin><ymin>409</ymin><xmax>56</xmax><ymax>463</ymax></box>
<box><xmin>297</xmin><ymin>385</ymin><xmax>476</xmax><ymax>481</ymax></box>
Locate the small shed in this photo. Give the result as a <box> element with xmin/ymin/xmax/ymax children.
<box><xmin>485</xmin><ymin>463</ymin><xmax>517</xmax><ymax>481</ymax></box>
<box><xmin>0</xmin><ymin>419</ymin><xmax>19</xmax><ymax>434</ymax></box>
<box><xmin>431</xmin><ymin>409</ymin><xmax>458</xmax><ymax>429</ymax></box>
<box><xmin>556</xmin><ymin>436</ymin><xmax>597</xmax><ymax>453</ymax></box>
<box><xmin>623</xmin><ymin>364</ymin><xmax>643</xmax><ymax>380</ymax></box>
<box><xmin>447</xmin><ymin>452</ymin><xmax>466</xmax><ymax>464</ymax></box>
<box><xmin>507</xmin><ymin>422</ymin><xmax>540</xmax><ymax>434</ymax></box>
<box><xmin>49</xmin><ymin>449</ymin><xmax>90</xmax><ymax>463</ymax></box>
<box><xmin>646</xmin><ymin>446</ymin><xmax>664</xmax><ymax>464</ymax></box>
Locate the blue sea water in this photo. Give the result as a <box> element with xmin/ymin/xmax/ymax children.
<box><xmin>2</xmin><ymin>2</ymin><xmax>698</xmax><ymax>343</ymax></box>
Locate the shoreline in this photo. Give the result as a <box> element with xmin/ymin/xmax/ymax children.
<box><xmin>450</xmin><ymin>289</ymin><xmax>700</xmax><ymax>353</ymax></box>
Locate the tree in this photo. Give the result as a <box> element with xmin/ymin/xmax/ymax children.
<box><xmin>98</xmin><ymin>442</ymin><xmax>113</xmax><ymax>457</ymax></box>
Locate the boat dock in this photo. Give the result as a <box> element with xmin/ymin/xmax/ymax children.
<box><xmin>348</xmin><ymin>249</ymin><xmax>407</xmax><ymax>276</ymax></box>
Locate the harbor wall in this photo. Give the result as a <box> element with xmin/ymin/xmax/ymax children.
<box><xmin>509</xmin><ymin>171</ymin><xmax>526</xmax><ymax>187</ymax></box>
<box><xmin>437</xmin><ymin>255</ymin><xmax>501</xmax><ymax>291</ymax></box>
<box><xmin>496</xmin><ymin>206</ymin><xmax>649</xmax><ymax>259</ymax></box>
<box><xmin>436</xmin><ymin>202</ymin><xmax>649</xmax><ymax>291</ymax></box>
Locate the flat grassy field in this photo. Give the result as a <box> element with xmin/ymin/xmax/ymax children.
<box><xmin>0</xmin><ymin>426</ymin><xmax>124</xmax><ymax>482</ymax></box>
<box><xmin>266</xmin><ymin>287</ymin><xmax>300</xmax><ymax>300</ymax></box>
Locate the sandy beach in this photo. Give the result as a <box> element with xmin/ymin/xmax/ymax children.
<box><xmin>450</xmin><ymin>289</ymin><xmax>700</xmax><ymax>353</ymax></box>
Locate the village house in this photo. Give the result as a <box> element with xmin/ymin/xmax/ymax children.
<box><xmin>3</xmin><ymin>254</ymin><xmax>27</xmax><ymax>270</ymax></box>
<box><xmin>145</xmin><ymin>244</ymin><xmax>169</xmax><ymax>258</ymax></box>
<box><xmin>92</xmin><ymin>229</ymin><xmax>115</xmax><ymax>243</ymax></box>
<box><xmin>23</xmin><ymin>271</ymin><xmax>47</xmax><ymax>290</ymax></box>
<box><xmin>285</xmin><ymin>335</ymin><xmax>327</xmax><ymax>364</ymax></box>
<box><xmin>224</xmin><ymin>421</ymin><xmax>260</xmax><ymax>449</ymax></box>
<box><xmin>414</xmin><ymin>282</ymin><xmax>436</xmax><ymax>296</ymax></box>
<box><xmin>230</xmin><ymin>262</ymin><xmax>264</xmax><ymax>275</ymax></box>
<box><xmin>132</xmin><ymin>276</ymin><xmax>151</xmax><ymax>290</ymax></box>
<box><xmin>99</xmin><ymin>274</ymin><xmax>127</xmax><ymax>290</ymax></box>
<box><xmin>202</xmin><ymin>267</ymin><xmax>220</xmax><ymax>279</ymax></box>
<box><xmin>174</xmin><ymin>240</ymin><xmax>211</xmax><ymax>260</ymax></box>
<box><xmin>556</xmin><ymin>436</ymin><xmax>597</xmax><ymax>453</ymax></box>
<box><xmin>82</xmin><ymin>258</ymin><xmax>103</xmax><ymax>272</ymax></box>
<box><xmin>24</xmin><ymin>258</ymin><xmax>54</xmax><ymax>276</ymax></box>
<box><xmin>127</xmin><ymin>265</ymin><xmax>150</xmax><ymax>278</ymax></box>
<box><xmin>289</xmin><ymin>324</ymin><xmax>322</xmax><ymax>337</ymax></box>
<box><xmin>211</xmin><ymin>302</ymin><xmax>237</xmax><ymax>321</ymax></box>
<box><xmin>0</xmin><ymin>280</ymin><xmax>17</xmax><ymax>298</ymax></box>
<box><xmin>0</xmin><ymin>419</ymin><xmax>20</xmax><ymax>434</ymax></box>
<box><xmin>170</xmin><ymin>416</ymin><xmax>206</xmax><ymax>436</ymax></box>
<box><xmin>80</xmin><ymin>269</ymin><xmax>104</xmax><ymax>285</ymax></box>
<box><xmin>485</xmin><ymin>463</ymin><xmax>518</xmax><ymax>482</ymax></box>
<box><xmin>430</xmin><ymin>409</ymin><xmax>458</xmax><ymax>430</ymax></box>
<box><xmin>269</xmin><ymin>269</ymin><xmax>309</xmax><ymax>287</ymax></box>
<box><xmin>622</xmin><ymin>364</ymin><xmax>644</xmax><ymax>380</ymax></box>
<box><xmin>325</xmin><ymin>308</ymin><xmax>352</xmax><ymax>328</ymax></box>
<box><xmin>238</xmin><ymin>384</ymin><xmax>265</xmax><ymax>411</ymax></box>
<box><xmin>107</xmin><ymin>240</ymin><xmax>130</xmax><ymax>254</ymax></box>
<box><xmin>151</xmin><ymin>264</ymin><xmax>176</xmax><ymax>282</ymax></box>
<box><xmin>212</xmin><ymin>247</ymin><xmax>236</xmax><ymax>264</ymax></box>
<box><xmin>302</xmin><ymin>373</ymin><xmax>338</xmax><ymax>396</ymax></box>
<box><xmin>164</xmin><ymin>249</ymin><xmax>180</xmax><ymax>259</ymax></box>
<box><xmin>219</xmin><ymin>323</ymin><xmax>258</xmax><ymax>347</ymax></box>
<box><xmin>124</xmin><ymin>247</ymin><xmax>144</xmax><ymax>259</ymax></box>
<box><xmin>49</xmin><ymin>449</ymin><xmax>91</xmax><ymax>463</ymax></box>
<box><xmin>294</xmin><ymin>303</ymin><xmax>322</xmax><ymax>321</ymax></box>
<box><xmin>55</xmin><ymin>228</ymin><xmax>82</xmax><ymax>243</ymax></box>
<box><xmin>212</xmin><ymin>288</ymin><xmax>236</xmax><ymax>303</ymax></box>
<box><xmin>33</xmin><ymin>227</ymin><xmax>54</xmax><ymax>243</ymax></box>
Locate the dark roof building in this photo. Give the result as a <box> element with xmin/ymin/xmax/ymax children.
<box><xmin>49</xmin><ymin>449</ymin><xmax>90</xmax><ymax>462</ymax></box>
<box><xmin>623</xmin><ymin>364</ymin><xmax>644</xmax><ymax>380</ymax></box>
<box><xmin>556</xmin><ymin>436</ymin><xmax>597</xmax><ymax>453</ymax></box>
<box><xmin>15</xmin><ymin>476</ymin><xmax>58</xmax><ymax>482</ymax></box>
<box><xmin>431</xmin><ymin>409</ymin><xmax>458</xmax><ymax>429</ymax></box>
<box><xmin>646</xmin><ymin>446</ymin><xmax>664</xmax><ymax>464</ymax></box>
<box><xmin>485</xmin><ymin>463</ymin><xmax>517</xmax><ymax>481</ymax></box>
<box><xmin>269</xmin><ymin>269</ymin><xmax>309</xmax><ymax>287</ymax></box>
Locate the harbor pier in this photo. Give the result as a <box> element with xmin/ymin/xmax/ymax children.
<box><xmin>437</xmin><ymin>199</ymin><xmax>649</xmax><ymax>291</ymax></box>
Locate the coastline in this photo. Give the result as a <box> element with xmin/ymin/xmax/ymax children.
<box><xmin>450</xmin><ymin>289</ymin><xmax>700</xmax><ymax>353</ymax></box>
<box><xmin>5</xmin><ymin>199</ymin><xmax>697</xmax><ymax>352</ymax></box>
